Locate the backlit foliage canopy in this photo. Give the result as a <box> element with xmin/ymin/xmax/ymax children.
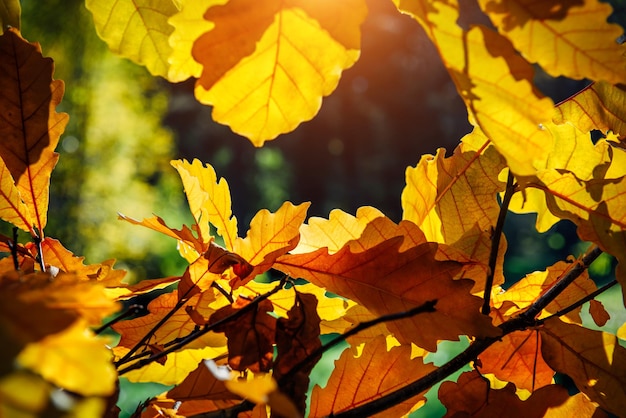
<box><xmin>0</xmin><ymin>0</ymin><xmax>625</xmax><ymax>417</ymax></box>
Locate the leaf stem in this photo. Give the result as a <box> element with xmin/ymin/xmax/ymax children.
<box><xmin>482</xmin><ymin>170</ymin><xmax>515</xmax><ymax>315</ymax></box>
<box><xmin>94</xmin><ymin>304</ymin><xmax>144</xmax><ymax>335</ymax></box>
<box><xmin>539</xmin><ymin>278</ymin><xmax>617</xmax><ymax>324</ymax></box>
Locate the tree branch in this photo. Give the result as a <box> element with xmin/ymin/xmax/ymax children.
<box><xmin>482</xmin><ymin>170</ymin><xmax>515</xmax><ymax>315</ymax></box>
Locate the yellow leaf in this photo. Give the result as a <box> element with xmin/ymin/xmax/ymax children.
<box><xmin>402</xmin><ymin>138</ymin><xmax>506</xmax><ymax>244</ymax></box>
<box><xmin>0</xmin><ymin>28</ymin><xmax>68</xmax><ymax>234</ymax></box>
<box><xmin>167</xmin><ymin>0</ymin><xmax>223</xmax><ymax>82</ymax></box>
<box><xmin>171</xmin><ymin>159</ymin><xmax>238</xmax><ymax>249</ymax></box>
<box><xmin>0</xmin><ymin>371</ymin><xmax>48</xmax><ymax>417</ymax></box>
<box><xmin>309</xmin><ymin>335</ymin><xmax>435</xmax><ymax>417</ymax></box>
<box><xmin>554</xmin><ymin>81</ymin><xmax>626</xmax><ymax>138</ymax></box>
<box><xmin>394</xmin><ymin>0</ymin><xmax>554</xmax><ymax>175</ymax></box>
<box><xmin>0</xmin><ymin>0</ymin><xmax>20</xmax><ymax>33</ymax></box>
<box><xmin>232</xmin><ymin>201</ymin><xmax>310</xmax><ymax>284</ymax></box>
<box><xmin>292</xmin><ymin>206</ymin><xmax>384</xmax><ymax>254</ymax></box>
<box><xmin>18</xmin><ymin>321</ymin><xmax>117</xmax><ymax>396</ymax></box>
<box><xmin>479</xmin><ymin>0</ymin><xmax>626</xmax><ymax>84</ymax></box>
<box><xmin>0</xmin><ymin>157</ymin><xmax>34</xmax><ymax>233</ymax></box>
<box><xmin>541</xmin><ymin>318</ymin><xmax>626</xmax><ymax>416</ymax></box>
<box><xmin>86</xmin><ymin>0</ymin><xmax>179</xmax><ymax>78</ymax></box>
<box><xmin>193</xmin><ymin>0</ymin><xmax>366</xmax><ymax>145</ymax></box>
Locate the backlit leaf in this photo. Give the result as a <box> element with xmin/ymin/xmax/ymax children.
<box><xmin>171</xmin><ymin>159</ymin><xmax>238</xmax><ymax>249</ymax></box>
<box><xmin>589</xmin><ymin>299</ymin><xmax>610</xmax><ymax>327</ymax></box>
<box><xmin>309</xmin><ymin>335</ymin><xmax>435</xmax><ymax>417</ymax></box>
<box><xmin>0</xmin><ymin>157</ymin><xmax>34</xmax><ymax>233</ymax></box>
<box><xmin>479</xmin><ymin>0</ymin><xmax>626</xmax><ymax>84</ymax></box>
<box><xmin>193</xmin><ymin>0</ymin><xmax>367</xmax><ymax>144</ymax></box>
<box><xmin>276</xmin><ymin>239</ymin><xmax>500</xmax><ymax>351</ymax></box>
<box><xmin>232</xmin><ymin>201</ymin><xmax>309</xmax><ymax>286</ymax></box>
<box><xmin>18</xmin><ymin>320</ymin><xmax>116</xmax><ymax>396</ymax></box>
<box><xmin>86</xmin><ymin>0</ymin><xmax>179</xmax><ymax>78</ymax></box>
<box><xmin>0</xmin><ymin>28</ymin><xmax>68</xmax><ymax>234</ymax></box>
<box><xmin>554</xmin><ymin>81</ymin><xmax>626</xmax><ymax>138</ymax></box>
<box><xmin>394</xmin><ymin>0</ymin><xmax>555</xmax><ymax>176</ymax></box>
<box><xmin>540</xmin><ymin>318</ymin><xmax>626</xmax><ymax>416</ymax></box>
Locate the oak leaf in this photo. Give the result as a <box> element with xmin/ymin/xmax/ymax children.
<box><xmin>478</xmin><ymin>0</ymin><xmax>626</xmax><ymax>84</ymax></box>
<box><xmin>394</xmin><ymin>0</ymin><xmax>554</xmax><ymax>176</ymax></box>
<box><xmin>192</xmin><ymin>0</ymin><xmax>367</xmax><ymax>144</ymax></box>
<box><xmin>439</xmin><ymin>370</ymin><xmax>602</xmax><ymax>417</ymax></box>
<box><xmin>540</xmin><ymin>318</ymin><xmax>626</xmax><ymax>416</ymax></box>
<box><xmin>17</xmin><ymin>320</ymin><xmax>117</xmax><ymax>396</ymax></box>
<box><xmin>0</xmin><ymin>28</ymin><xmax>68</xmax><ymax>235</ymax></box>
<box><xmin>86</xmin><ymin>0</ymin><xmax>179</xmax><ymax>78</ymax></box>
<box><xmin>276</xmin><ymin>238</ymin><xmax>500</xmax><ymax>352</ymax></box>
<box><xmin>209</xmin><ymin>297</ymin><xmax>276</xmax><ymax>373</ymax></box>
<box><xmin>309</xmin><ymin>335</ymin><xmax>436</xmax><ymax>417</ymax></box>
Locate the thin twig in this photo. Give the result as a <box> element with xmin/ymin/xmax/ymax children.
<box><xmin>10</xmin><ymin>227</ymin><xmax>19</xmax><ymax>270</ymax></box>
<box><xmin>482</xmin><ymin>170</ymin><xmax>515</xmax><ymax>315</ymax></box>
<box><xmin>117</xmin><ymin>277</ymin><xmax>288</xmax><ymax>376</ymax></box>
<box><xmin>34</xmin><ymin>234</ymin><xmax>45</xmax><ymax>272</ymax></box>
<box><xmin>539</xmin><ymin>278</ymin><xmax>617</xmax><ymax>323</ymax></box>
<box><xmin>94</xmin><ymin>304</ymin><xmax>144</xmax><ymax>335</ymax></box>
<box><xmin>212</xmin><ymin>281</ymin><xmax>234</xmax><ymax>304</ymax></box>
<box><xmin>279</xmin><ymin>299</ymin><xmax>438</xmax><ymax>386</ymax></box>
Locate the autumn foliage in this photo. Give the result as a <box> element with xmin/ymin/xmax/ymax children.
<box><xmin>1</xmin><ymin>0</ymin><xmax>626</xmax><ymax>417</ymax></box>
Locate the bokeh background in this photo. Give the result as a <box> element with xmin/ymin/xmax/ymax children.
<box><xmin>14</xmin><ymin>0</ymin><xmax>624</xmax><ymax>416</ymax></box>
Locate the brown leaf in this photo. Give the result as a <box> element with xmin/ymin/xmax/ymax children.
<box><xmin>439</xmin><ymin>371</ymin><xmax>590</xmax><ymax>418</ymax></box>
<box><xmin>0</xmin><ymin>28</ymin><xmax>68</xmax><ymax>234</ymax></box>
<box><xmin>309</xmin><ymin>335</ymin><xmax>436</xmax><ymax>417</ymax></box>
<box><xmin>540</xmin><ymin>318</ymin><xmax>626</xmax><ymax>416</ymax></box>
<box><xmin>589</xmin><ymin>299</ymin><xmax>610</xmax><ymax>327</ymax></box>
<box><xmin>209</xmin><ymin>297</ymin><xmax>276</xmax><ymax>373</ymax></box>
<box><xmin>276</xmin><ymin>238</ymin><xmax>500</xmax><ymax>351</ymax></box>
<box><xmin>274</xmin><ymin>292</ymin><xmax>322</xmax><ymax>413</ymax></box>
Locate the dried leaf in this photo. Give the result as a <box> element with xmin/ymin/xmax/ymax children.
<box><xmin>589</xmin><ymin>299</ymin><xmax>610</xmax><ymax>327</ymax></box>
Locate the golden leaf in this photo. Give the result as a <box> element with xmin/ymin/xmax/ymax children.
<box><xmin>479</xmin><ymin>0</ymin><xmax>626</xmax><ymax>84</ymax></box>
<box><xmin>86</xmin><ymin>0</ymin><xmax>179</xmax><ymax>78</ymax></box>
<box><xmin>193</xmin><ymin>0</ymin><xmax>367</xmax><ymax>144</ymax></box>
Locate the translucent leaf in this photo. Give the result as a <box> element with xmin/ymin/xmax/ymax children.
<box><xmin>479</xmin><ymin>0</ymin><xmax>626</xmax><ymax>84</ymax></box>
<box><xmin>541</xmin><ymin>318</ymin><xmax>626</xmax><ymax>416</ymax></box>
<box><xmin>232</xmin><ymin>201</ymin><xmax>310</xmax><ymax>285</ymax></box>
<box><xmin>0</xmin><ymin>28</ymin><xmax>68</xmax><ymax>234</ymax></box>
<box><xmin>118</xmin><ymin>213</ymin><xmax>205</xmax><ymax>254</ymax></box>
<box><xmin>86</xmin><ymin>0</ymin><xmax>179</xmax><ymax>78</ymax></box>
<box><xmin>394</xmin><ymin>1</ymin><xmax>554</xmax><ymax>176</ymax></box>
<box><xmin>193</xmin><ymin>0</ymin><xmax>367</xmax><ymax>144</ymax></box>
<box><xmin>309</xmin><ymin>335</ymin><xmax>435</xmax><ymax>417</ymax></box>
<box><xmin>0</xmin><ymin>157</ymin><xmax>33</xmax><ymax>233</ymax></box>
<box><xmin>554</xmin><ymin>81</ymin><xmax>626</xmax><ymax>138</ymax></box>
<box><xmin>171</xmin><ymin>159</ymin><xmax>238</xmax><ymax>249</ymax></box>
<box><xmin>276</xmin><ymin>239</ymin><xmax>500</xmax><ymax>351</ymax></box>
<box><xmin>18</xmin><ymin>321</ymin><xmax>117</xmax><ymax>396</ymax></box>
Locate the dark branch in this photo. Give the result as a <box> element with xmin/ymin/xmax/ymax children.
<box><xmin>482</xmin><ymin>170</ymin><xmax>515</xmax><ymax>315</ymax></box>
<box><xmin>540</xmin><ymin>278</ymin><xmax>617</xmax><ymax>324</ymax></box>
<box><xmin>94</xmin><ymin>304</ymin><xmax>144</xmax><ymax>335</ymax></box>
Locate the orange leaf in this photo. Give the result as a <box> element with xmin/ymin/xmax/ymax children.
<box><xmin>276</xmin><ymin>239</ymin><xmax>500</xmax><ymax>351</ymax></box>
<box><xmin>309</xmin><ymin>335</ymin><xmax>436</xmax><ymax>417</ymax></box>
<box><xmin>478</xmin><ymin>0</ymin><xmax>626</xmax><ymax>84</ymax></box>
<box><xmin>0</xmin><ymin>28</ymin><xmax>68</xmax><ymax>234</ymax></box>
<box><xmin>540</xmin><ymin>318</ymin><xmax>626</xmax><ymax>416</ymax></box>
<box><xmin>118</xmin><ymin>213</ymin><xmax>206</xmax><ymax>255</ymax></box>
<box><xmin>589</xmin><ymin>299</ymin><xmax>610</xmax><ymax>327</ymax></box>
<box><xmin>0</xmin><ymin>158</ymin><xmax>34</xmax><ymax>234</ymax></box>
<box><xmin>274</xmin><ymin>292</ymin><xmax>322</xmax><ymax>413</ymax></box>
<box><xmin>209</xmin><ymin>297</ymin><xmax>276</xmax><ymax>373</ymax></box>
<box><xmin>439</xmin><ymin>371</ymin><xmax>596</xmax><ymax>417</ymax></box>
<box><xmin>232</xmin><ymin>201</ymin><xmax>310</xmax><ymax>286</ymax></box>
